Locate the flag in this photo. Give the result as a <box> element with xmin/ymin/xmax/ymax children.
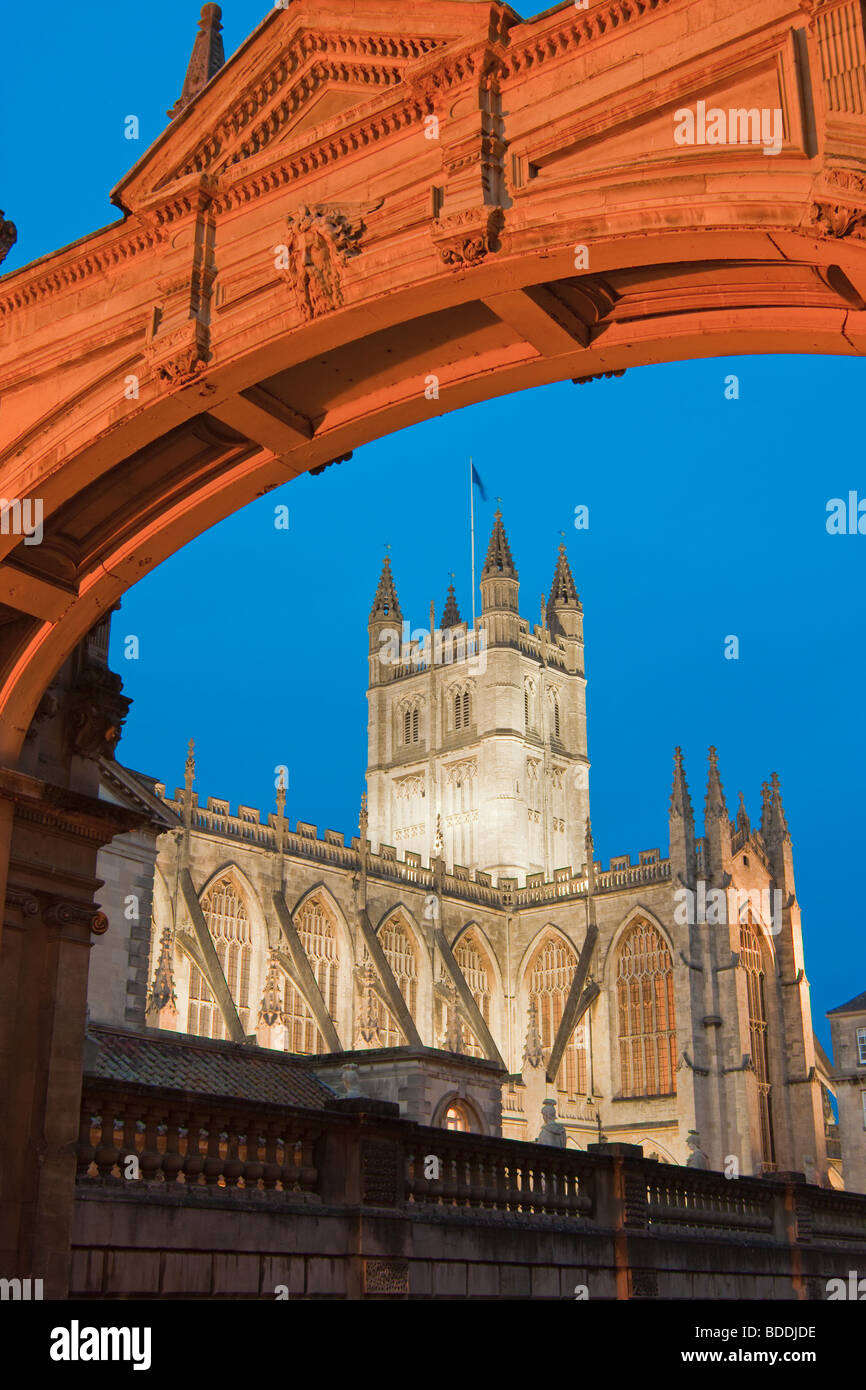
<box><xmin>471</xmin><ymin>463</ymin><xmax>487</xmax><ymax>501</ymax></box>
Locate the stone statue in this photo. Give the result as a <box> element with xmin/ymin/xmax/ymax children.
<box><xmin>341</xmin><ymin>1063</ymin><xmax>362</xmax><ymax>1098</ymax></box>
<box><xmin>685</xmin><ymin>1129</ymin><xmax>709</xmax><ymax>1169</ymax></box>
<box><xmin>536</xmin><ymin>1098</ymin><xmax>567</xmax><ymax>1148</ymax></box>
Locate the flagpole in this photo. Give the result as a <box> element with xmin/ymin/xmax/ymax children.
<box><xmin>469</xmin><ymin>456</ymin><xmax>476</xmax><ymax>632</ymax></box>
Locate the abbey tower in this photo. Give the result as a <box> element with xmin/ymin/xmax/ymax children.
<box><xmin>365</xmin><ymin>513</ymin><xmax>591</xmax><ymax>879</ymax></box>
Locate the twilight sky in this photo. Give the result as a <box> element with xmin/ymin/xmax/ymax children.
<box><xmin>2</xmin><ymin>1</ymin><xmax>864</xmax><ymax>1048</ymax></box>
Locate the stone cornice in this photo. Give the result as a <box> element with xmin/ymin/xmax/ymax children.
<box><xmin>0</xmin><ymin>766</ymin><xmax>151</xmax><ymax>844</ymax></box>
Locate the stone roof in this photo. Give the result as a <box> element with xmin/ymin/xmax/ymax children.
<box><xmin>85</xmin><ymin>1024</ymin><xmax>337</xmax><ymax>1110</ymax></box>
<box><xmin>827</xmin><ymin>990</ymin><xmax>866</xmax><ymax>1016</ymax></box>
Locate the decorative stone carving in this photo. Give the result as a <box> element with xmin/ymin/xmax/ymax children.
<box><xmin>144</xmin><ymin>316</ymin><xmax>210</xmax><ymax>387</ymax></box>
<box><xmin>685</xmin><ymin>1129</ymin><xmax>710</xmax><ymax>1169</ymax></box>
<box><xmin>66</xmin><ymin>665</ymin><xmax>131</xmax><ymax>761</ymax></box>
<box><xmin>809</xmin><ymin>170</ymin><xmax>866</xmax><ymax>238</ymax></box>
<box><xmin>24</xmin><ymin>688</ymin><xmax>59</xmax><ymax>743</ymax></box>
<box><xmin>43</xmin><ymin>901</ymin><xmax>109</xmax><ymax>934</ymax></box>
<box><xmin>147</xmin><ymin>927</ymin><xmax>178</xmax><ymax>1015</ymax></box>
<box><xmin>279</xmin><ymin>205</ymin><xmax>363</xmax><ymax>320</ymax></box>
<box><xmin>523</xmin><ymin>997</ymin><xmax>545</xmax><ymax>1069</ymax></box>
<box><xmin>432</xmin><ymin>206</ymin><xmax>503</xmax><ymax>268</ymax></box>
<box><xmin>536</xmin><ymin>1097</ymin><xmax>567</xmax><ymax>1148</ymax></box>
<box><xmin>0</xmin><ymin>212</ymin><xmax>16</xmax><ymax>267</ymax></box>
<box><xmin>341</xmin><ymin>1063</ymin><xmax>362</xmax><ymax>1097</ymax></box>
<box><xmin>257</xmin><ymin>952</ymin><xmax>284</xmax><ymax>1027</ymax></box>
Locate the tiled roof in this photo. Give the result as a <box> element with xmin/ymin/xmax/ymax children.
<box><xmin>86</xmin><ymin>1025</ymin><xmax>338</xmax><ymax>1111</ymax></box>
<box><xmin>827</xmin><ymin>990</ymin><xmax>866</xmax><ymax>1016</ymax></box>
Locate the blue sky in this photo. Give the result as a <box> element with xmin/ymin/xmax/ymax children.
<box><xmin>3</xmin><ymin>2</ymin><xmax>864</xmax><ymax>1049</ymax></box>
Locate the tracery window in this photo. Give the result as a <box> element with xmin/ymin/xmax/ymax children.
<box><xmin>740</xmin><ymin>918</ymin><xmax>776</xmax><ymax>1170</ymax></box>
<box><xmin>452</xmin><ymin>686</ymin><xmax>472</xmax><ymax>732</ymax></box>
<box><xmin>374</xmin><ymin>915</ymin><xmax>419</xmax><ymax>1046</ymax></box>
<box><xmin>616</xmin><ymin>921</ymin><xmax>677</xmax><ymax>1098</ymax></box>
<box><xmin>188</xmin><ymin>877</ymin><xmax>252</xmax><ymax>1040</ymax></box>
<box><xmin>436</xmin><ymin>929</ymin><xmax>492</xmax><ymax>1057</ymax></box>
<box><xmin>280</xmin><ymin>897</ymin><xmax>340</xmax><ymax>1054</ymax></box>
<box><xmin>528</xmin><ymin>934</ymin><xmax>587</xmax><ymax>1097</ymax></box>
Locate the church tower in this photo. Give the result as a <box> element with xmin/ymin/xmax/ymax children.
<box><xmin>365</xmin><ymin>518</ymin><xmax>591</xmax><ymax>880</ymax></box>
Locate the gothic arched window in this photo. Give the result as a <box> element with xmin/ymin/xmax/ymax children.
<box><xmin>375</xmin><ymin>915</ymin><xmax>419</xmax><ymax>1046</ymax></box>
<box><xmin>740</xmin><ymin>918</ymin><xmax>776</xmax><ymax>1170</ymax></box>
<box><xmin>454</xmin><ymin>690</ymin><xmax>463</xmax><ymax>730</ymax></box>
<box><xmin>463</xmin><ymin>689</ymin><xmax>470</xmax><ymax>726</ymax></box>
<box><xmin>438</xmin><ymin>929</ymin><xmax>493</xmax><ymax>1058</ymax></box>
<box><xmin>528</xmin><ymin>934</ymin><xmax>587</xmax><ymax>1097</ymax></box>
<box><xmin>189</xmin><ymin>877</ymin><xmax>252</xmax><ymax>1040</ymax></box>
<box><xmin>616</xmin><ymin>921</ymin><xmax>677</xmax><ymax>1097</ymax></box>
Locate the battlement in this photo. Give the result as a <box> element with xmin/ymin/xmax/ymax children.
<box><xmin>157</xmin><ymin>786</ymin><xmax>669</xmax><ymax>905</ymax></box>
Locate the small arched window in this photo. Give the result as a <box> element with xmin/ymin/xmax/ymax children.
<box><xmin>412</xmin><ymin>707</ymin><xmax>419</xmax><ymax>742</ymax></box>
<box><xmin>463</xmin><ymin>689</ymin><xmax>470</xmax><ymax>726</ymax></box>
<box><xmin>554</xmin><ymin>697</ymin><xmax>561</xmax><ymax>740</ymax></box>
<box><xmin>444</xmin><ymin>1102</ymin><xmax>470</xmax><ymax>1132</ymax></box>
<box><xmin>404</xmin><ymin>707</ymin><xmax>411</xmax><ymax>744</ymax></box>
<box><xmin>454</xmin><ymin>691</ymin><xmax>462</xmax><ymax>730</ymax></box>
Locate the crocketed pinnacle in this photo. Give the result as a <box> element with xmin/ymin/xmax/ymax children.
<box><xmin>369</xmin><ymin>555</ymin><xmax>401</xmax><ymax>622</ymax></box>
<box><xmin>481</xmin><ymin>510</ymin><xmax>518</xmax><ymax>579</ymax></box>
<box><xmin>546</xmin><ymin>543</ymin><xmax>581</xmax><ymax>615</ymax></box>
<box><xmin>736</xmin><ymin>791</ymin><xmax>750</xmax><ymax>836</ymax></box>
<box><xmin>769</xmin><ymin>772</ymin><xmax>790</xmax><ymax>839</ymax></box>
<box><xmin>669</xmin><ymin>746</ymin><xmax>694</xmax><ymax>820</ymax></box>
<box><xmin>704</xmin><ymin>745</ymin><xmax>728</xmax><ymax>822</ymax></box>
<box><xmin>441</xmin><ymin>583</ymin><xmax>462</xmax><ymax>629</ymax></box>
<box><xmin>168</xmin><ymin>4</ymin><xmax>226</xmax><ymax>118</ymax></box>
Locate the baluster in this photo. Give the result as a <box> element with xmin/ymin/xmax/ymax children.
<box><xmin>162</xmin><ymin>1109</ymin><xmax>185</xmax><ymax>1184</ymax></box>
<box><xmin>441</xmin><ymin>1147</ymin><xmax>459</xmax><ymax>1207</ymax></box>
<box><xmin>93</xmin><ymin>1108</ymin><xmax>119</xmax><ymax>1180</ymax></box>
<box><xmin>261</xmin><ymin>1122</ymin><xmax>282</xmax><ymax>1191</ymax></box>
<box><xmin>243</xmin><ymin>1129</ymin><xmax>265</xmax><ymax>1191</ymax></box>
<box><xmin>119</xmin><ymin>1110</ymin><xmax>138</xmax><ymax>1182</ymax></box>
<box><xmin>296</xmin><ymin>1125</ymin><xmax>319</xmax><ymax>1195</ymax></box>
<box><xmin>184</xmin><ymin>1115</ymin><xmax>206</xmax><ymax>1186</ymax></box>
<box><xmin>203</xmin><ymin>1114</ymin><xmax>225</xmax><ymax>1186</ymax></box>
<box><xmin>76</xmin><ymin>1102</ymin><xmax>96</xmax><ymax>1178</ymax></box>
<box><xmin>140</xmin><ymin>1107</ymin><xmax>164</xmax><ymax>1183</ymax></box>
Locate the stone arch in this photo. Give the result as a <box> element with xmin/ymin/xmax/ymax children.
<box><xmin>430</xmin><ymin>1091</ymin><xmax>486</xmax><ymax>1136</ymax></box>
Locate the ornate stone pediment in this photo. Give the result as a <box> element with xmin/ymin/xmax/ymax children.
<box><xmin>112</xmin><ymin>6</ymin><xmax>458</xmax><ymax>212</ymax></box>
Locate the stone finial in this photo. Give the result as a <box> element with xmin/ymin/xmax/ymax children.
<box><xmin>444</xmin><ymin>982</ymin><xmax>463</xmax><ymax>1054</ymax></box>
<box><xmin>669</xmin><ymin>746</ymin><xmax>694</xmax><ymax>820</ymax></box>
<box><xmin>185</xmin><ymin>738</ymin><xmax>195</xmax><ymax>780</ymax></box>
<box><xmin>704</xmin><ymin>745</ymin><xmax>728</xmax><ymax>821</ymax></box>
<box><xmin>434</xmin><ymin>813</ymin><xmax>444</xmax><ymax>858</ymax></box>
<box><xmin>369</xmin><ymin>555</ymin><xmax>401</xmax><ymax>622</ymax></box>
<box><xmin>546</xmin><ymin>542</ymin><xmax>582</xmax><ymax>628</ymax></box>
<box><xmin>146</xmin><ymin>927</ymin><xmax>177</xmax><ymax>1016</ymax></box>
<box><xmin>736</xmin><ymin>790</ymin><xmax>750</xmax><ymax>836</ymax></box>
<box><xmin>770</xmin><ymin>771</ymin><xmax>790</xmax><ymax>838</ymax></box>
<box><xmin>0</xmin><ymin>212</ymin><xmax>17</xmax><ymax>267</ymax></box>
<box><xmin>441</xmin><ymin>582</ymin><xmax>462</xmax><ymax>630</ymax></box>
<box><xmin>258</xmin><ymin>953</ymin><xmax>284</xmax><ymax>1028</ymax></box>
<box><xmin>481</xmin><ymin>510</ymin><xmax>518</xmax><ymax>579</ymax></box>
<box><xmin>523</xmin><ymin>997</ymin><xmax>545</xmax><ymax>1069</ymax></box>
<box><xmin>168</xmin><ymin>4</ymin><xmax>226</xmax><ymax>119</ymax></box>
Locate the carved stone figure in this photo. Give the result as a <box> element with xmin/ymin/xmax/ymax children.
<box><xmin>281</xmin><ymin>205</ymin><xmax>362</xmax><ymax>320</ymax></box>
<box><xmin>536</xmin><ymin>1097</ymin><xmax>567</xmax><ymax>1148</ymax></box>
<box><xmin>685</xmin><ymin>1129</ymin><xmax>710</xmax><ymax>1169</ymax></box>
